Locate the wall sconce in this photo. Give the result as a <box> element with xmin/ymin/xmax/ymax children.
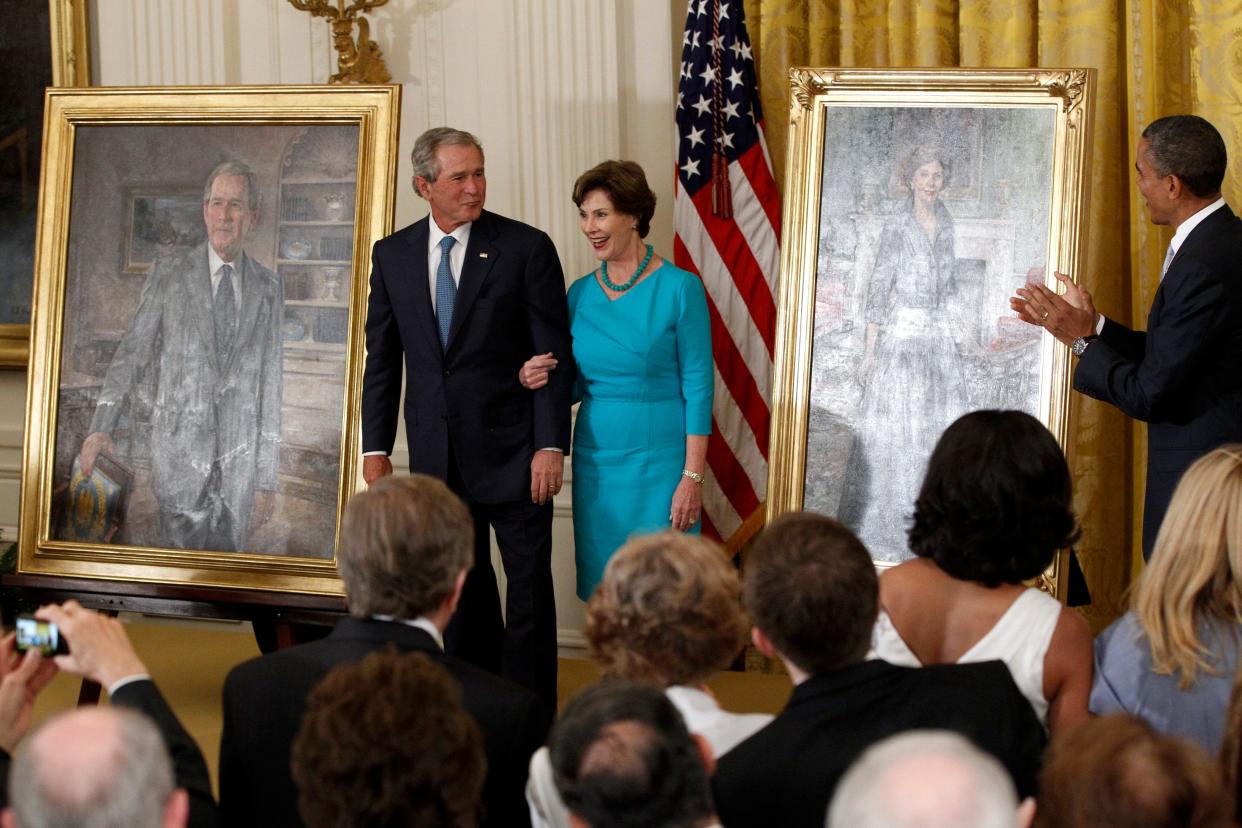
<box><xmin>288</xmin><ymin>0</ymin><xmax>393</xmax><ymax>84</ymax></box>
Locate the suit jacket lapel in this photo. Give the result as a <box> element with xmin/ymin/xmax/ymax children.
<box><xmin>447</xmin><ymin>211</ymin><xmax>499</xmax><ymax>350</ymax></box>
<box><xmin>189</xmin><ymin>244</ymin><xmax>219</xmax><ymax>372</ymax></box>
<box><xmin>404</xmin><ymin>219</ymin><xmax>443</xmax><ymax>357</ymax></box>
<box><xmin>1152</xmin><ymin>204</ymin><xmax>1235</xmax><ymax>326</ymax></box>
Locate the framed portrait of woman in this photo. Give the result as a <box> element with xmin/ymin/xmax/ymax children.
<box><xmin>767</xmin><ymin>69</ymin><xmax>1095</xmax><ymax>598</ymax></box>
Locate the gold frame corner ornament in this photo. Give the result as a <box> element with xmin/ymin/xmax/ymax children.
<box><xmin>765</xmin><ymin>67</ymin><xmax>1097</xmax><ymax>602</ymax></box>
<box><xmin>20</xmin><ymin>84</ymin><xmax>402</xmax><ymax>595</ymax></box>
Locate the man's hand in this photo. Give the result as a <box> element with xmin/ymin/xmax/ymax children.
<box><xmin>363</xmin><ymin>455</ymin><xmax>393</xmax><ymax>486</ymax></box>
<box><xmin>250</xmin><ymin>490</ymin><xmax>276</xmax><ymax>533</ymax></box>
<box><xmin>530</xmin><ymin>449</ymin><xmax>564</xmax><ymax>505</ymax></box>
<box><xmin>35</xmin><ymin>602</ymin><xmax>147</xmax><ymax>690</ymax></box>
<box><xmin>518</xmin><ymin>353</ymin><xmax>558</xmax><ymax>390</ymax></box>
<box><xmin>78</xmin><ymin>431</ymin><xmax>115</xmax><ymax>477</ymax></box>
<box><xmin>0</xmin><ymin>634</ymin><xmax>57</xmax><ymax>753</ymax></box>
<box><xmin>1010</xmin><ymin>270</ymin><xmax>1099</xmax><ymax>346</ymax></box>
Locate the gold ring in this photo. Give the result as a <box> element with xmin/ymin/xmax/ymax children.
<box><xmin>1041</xmin><ymin>311</ymin><xmax>1049</xmax><ymax>321</ymax></box>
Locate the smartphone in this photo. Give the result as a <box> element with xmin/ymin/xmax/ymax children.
<box><xmin>14</xmin><ymin>615</ymin><xmax>70</xmax><ymax>656</ymax></box>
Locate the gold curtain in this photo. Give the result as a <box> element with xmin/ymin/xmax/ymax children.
<box><xmin>742</xmin><ymin>0</ymin><xmax>1242</xmax><ymax>629</ymax></box>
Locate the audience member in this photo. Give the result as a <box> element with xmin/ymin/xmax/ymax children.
<box><xmin>0</xmin><ymin>602</ymin><xmax>216</xmax><ymax>828</ymax></box>
<box><xmin>549</xmin><ymin>681</ymin><xmax>720</xmax><ymax>828</ymax></box>
<box><xmin>1036</xmin><ymin>714</ymin><xmax>1230</xmax><ymax>828</ymax></box>
<box><xmin>291</xmin><ymin>649</ymin><xmax>486</xmax><ymax>828</ymax></box>
<box><xmin>526</xmin><ymin>532</ymin><xmax>770</xmax><ymax>827</ymax></box>
<box><xmin>826</xmin><ymin>730</ymin><xmax>1034</xmax><ymax>828</ymax></box>
<box><xmin>219</xmin><ymin>474</ymin><xmax>548</xmax><ymax>828</ymax></box>
<box><xmin>1091</xmin><ymin>444</ymin><xmax>1242</xmax><ymax>752</ymax></box>
<box><xmin>872</xmin><ymin>410</ymin><xmax>1092</xmax><ymax>733</ymax></box>
<box><xmin>5</xmin><ymin>707</ymin><xmax>184</xmax><ymax>828</ymax></box>
<box><xmin>712</xmin><ymin>512</ymin><xmax>1046</xmax><ymax>828</ymax></box>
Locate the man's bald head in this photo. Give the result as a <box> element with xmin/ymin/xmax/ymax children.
<box><xmin>5</xmin><ymin>707</ymin><xmax>185</xmax><ymax>828</ymax></box>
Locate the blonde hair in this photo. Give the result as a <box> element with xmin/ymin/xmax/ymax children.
<box><xmin>584</xmin><ymin>531</ymin><xmax>747</xmax><ymax>687</ymax></box>
<box><xmin>1133</xmin><ymin>445</ymin><xmax>1242</xmax><ymax>688</ymax></box>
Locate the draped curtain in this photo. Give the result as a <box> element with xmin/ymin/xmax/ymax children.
<box><xmin>741</xmin><ymin>0</ymin><xmax>1242</xmax><ymax>629</ymax></box>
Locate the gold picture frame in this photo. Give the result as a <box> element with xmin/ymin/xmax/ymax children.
<box><xmin>0</xmin><ymin>0</ymin><xmax>91</xmax><ymax>368</ymax></box>
<box><xmin>767</xmin><ymin>68</ymin><xmax>1095</xmax><ymax>600</ymax></box>
<box><xmin>19</xmin><ymin>85</ymin><xmax>401</xmax><ymax>595</ymax></box>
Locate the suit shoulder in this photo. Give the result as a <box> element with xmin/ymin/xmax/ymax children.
<box><xmin>439</xmin><ymin>653</ymin><xmax>542</xmax><ymax>710</ymax></box>
<box><xmin>919</xmin><ymin>660</ymin><xmax>1026</xmax><ymax>700</ymax></box>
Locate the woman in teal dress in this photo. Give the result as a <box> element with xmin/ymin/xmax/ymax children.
<box><xmin>519</xmin><ymin>160</ymin><xmax>713</xmax><ymax>599</ymax></box>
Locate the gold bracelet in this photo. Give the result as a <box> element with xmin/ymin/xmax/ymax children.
<box><xmin>681</xmin><ymin>469</ymin><xmax>705</xmax><ymax>484</ymax></box>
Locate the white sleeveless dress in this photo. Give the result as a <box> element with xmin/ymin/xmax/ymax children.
<box><xmin>870</xmin><ymin>587</ymin><xmax>1062</xmax><ymax>726</ymax></box>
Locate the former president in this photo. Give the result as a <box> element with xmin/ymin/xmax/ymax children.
<box><xmin>360</xmin><ymin>127</ymin><xmax>574</xmax><ymax>707</ymax></box>
<box><xmin>79</xmin><ymin>160</ymin><xmax>283</xmax><ymax>553</ymax></box>
<box><xmin>1014</xmin><ymin>115</ymin><xmax>1242</xmax><ymax>557</ymax></box>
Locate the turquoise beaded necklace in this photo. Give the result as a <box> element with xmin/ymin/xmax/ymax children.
<box><xmin>600</xmin><ymin>244</ymin><xmax>654</xmax><ymax>293</ymax></box>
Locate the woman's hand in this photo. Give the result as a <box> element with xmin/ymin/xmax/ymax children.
<box><xmin>518</xmin><ymin>353</ymin><xmax>558</xmax><ymax>389</ymax></box>
<box><xmin>669</xmin><ymin>476</ymin><xmax>703</xmax><ymax>532</ymax></box>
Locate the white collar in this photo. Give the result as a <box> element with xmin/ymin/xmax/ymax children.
<box><xmin>207</xmin><ymin>245</ymin><xmax>240</xmax><ymax>277</ymax></box>
<box><xmin>370</xmin><ymin>615</ymin><xmax>444</xmax><ymax>650</ymax></box>
<box><xmin>1170</xmin><ymin>197</ymin><xmax>1226</xmax><ymax>255</ymax></box>
<box><xmin>427</xmin><ymin>217</ymin><xmax>472</xmax><ymax>252</ymax></box>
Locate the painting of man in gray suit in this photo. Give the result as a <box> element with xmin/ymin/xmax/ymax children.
<box><xmin>76</xmin><ymin>161</ymin><xmax>283</xmax><ymax>552</ymax></box>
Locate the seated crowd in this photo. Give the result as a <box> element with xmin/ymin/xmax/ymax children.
<box><xmin>0</xmin><ymin>410</ymin><xmax>1240</xmax><ymax>827</ymax></box>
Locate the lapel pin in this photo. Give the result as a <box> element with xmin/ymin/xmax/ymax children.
<box><xmin>479</xmin><ymin>252</ymin><xmax>489</xmax><ymax>258</ymax></box>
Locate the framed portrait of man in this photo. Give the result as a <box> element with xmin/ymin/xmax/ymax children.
<box><xmin>767</xmin><ymin>69</ymin><xmax>1095</xmax><ymax>598</ymax></box>
<box><xmin>18</xmin><ymin>85</ymin><xmax>400</xmax><ymax>595</ymax></box>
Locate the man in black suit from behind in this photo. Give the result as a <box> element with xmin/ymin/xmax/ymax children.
<box><xmin>219</xmin><ymin>474</ymin><xmax>548</xmax><ymax>828</ymax></box>
<box><xmin>712</xmin><ymin>513</ymin><xmax>1046</xmax><ymax>828</ymax></box>
<box><xmin>361</xmin><ymin>127</ymin><xmax>574</xmax><ymax>709</ymax></box>
<box><xmin>1014</xmin><ymin>114</ymin><xmax>1242</xmax><ymax>558</ymax></box>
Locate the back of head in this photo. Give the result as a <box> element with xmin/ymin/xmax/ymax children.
<box><xmin>908</xmin><ymin>409</ymin><xmax>1078</xmax><ymax>585</ymax></box>
<box><xmin>828</xmin><ymin>730</ymin><xmax>1020</xmax><ymax>828</ymax></box>
<box><xmin>1141</xmin><ymin>115</ymin><xmax>1227</xmax><ymax>199</ymax></box>
<box><xmin>1135</xmin><ymin>445</ymin><xmax>1242</xmax><ymax>686</ymax></box>
<box><xmin>585</xmin><ymin>531</ymin><xmax>747</xmax><ymax>687</ymax></box>
<box><xmin>744</xmin><ymin>512</ymin><xmax>877</xmax><ymax>675</ymax></box>
<box><xmin>1037</xmin><ymin>714</ymin><xmax>1230</xmax><ymax>828</ymax></box>
<box><xmin>291</xmin><ymin>648</ymin><xmax>485</xmax><ymax>828</ymax></box>
<box><xmin>10</xmin><ymin>707</ymin><xmax>175</xmax><ymax>828</ymax></box>
<box><xmin>337</xmin><ymin>474</ymin><xmax>473</xmax><ymax>619</ymax></box>
<box><xmin>549</xmin><ymin>681</ymin><xmax>714</xmax><ymax>828</ymax></box>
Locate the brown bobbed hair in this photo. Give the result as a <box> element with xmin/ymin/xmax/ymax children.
<box><xmin>1036</xmin><ymin>714</ymin><xmax>1230</xmax><ymax>828</ymax></box>
<box><xmin>337</xmin><ymin>474</ymin><xmax>473</xmax><ymax>620</ymax></box>
<box><xmin>292</xmin><ymin>649</ymin><xmax>485</xmax><ymax>828</ymax></box>
<box><xmin>585</xmin><ymin>531</ymin><xmax>747</xmax><ymax>687</ymax></box>
<box><xmin>572</xmin><ymin>160</ymin><xmax>658</xmax><ymax>238</ymax></box>
<box><xmin>744</xmin><ymin>512</ymin><xmax>877</xmax><ymax>675</ymax></box>
<box><xmin>898</xmin><ymin>145</ymin><xmax>953</xmax><ymax>191</ymax></box>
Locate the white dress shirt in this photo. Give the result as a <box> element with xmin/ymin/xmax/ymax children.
<box><xmin>427</xmin><ymin>220</ymin><xmax>472</xmax><ymax>315</ymax></box>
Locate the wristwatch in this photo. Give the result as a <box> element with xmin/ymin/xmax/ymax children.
<box><xmin>1071</xmin><ymin>335</ymin><xmax>1098</xmax><ymax>357</ymax></box>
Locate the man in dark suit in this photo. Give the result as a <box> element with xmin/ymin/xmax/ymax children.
<box><xmin>712</xmin><ymin>513</ymin><xmax>1046</xmax><ymax>828</ymax></box>
<box><xmin>1014</xmin><ymin>115</ymin><xmax>1242</xmax><ymax>558</ymax></box>
<box><xmin>361</xmin><ymin>127</ymin><xmax>573</xmax><ymax>708</ymax></box>
<box><xmin>0</xmin><ymin>602</ymin><xmax>217</xmax><ymax>828</ymax></box>
<box><xmin>219</xmin><ymin>474</ymin><xmax>548</xmax><ymax>828</ymax></box>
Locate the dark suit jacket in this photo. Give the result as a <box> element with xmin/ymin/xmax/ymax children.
<box><xmin>0</xmin><ymin>678</ymin><xmax>217</xmax><ymax>828</ymax></box>
<box><xmin>218</xmin><ymin>618</ymin><xmax>548</xmax><ymax>828</ymax></box>
<box><xmin>1075</xmin><ymin>204</ymin><xmax>1242</xmax><ymax>554</ymax></box>
<box><xmin>362</xmin><ymin>211</ymin><xmax>574</xmax><ymax>503</ymax></box>
<box><xmin>711</xmin><ymin>660</ymin><xmax>1047</xmax><ymax>828</ymax></box>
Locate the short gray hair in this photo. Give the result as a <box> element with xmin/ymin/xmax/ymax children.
<box><xmin>202</xmin><ymin>159</ymin><xmax>261</xmax><ymax>212</ymax></box>
<box><xmin>410</xmin><ymin>127</ymin><xmax>484</xmax><ymax>184</ymax></box>
<box><xmin>827</xmin><ymin>731</ymin><xmax>1021</xmax><ymax>828</ymax></box>
<box><xmin>10</xmin><ymin>707</ymin><xmax>175</xmax><ymax>828</ymax></box>
<box><xmin>338</xmin><ymin>474</ymin><xmax>474</xmax><ymax>619</ymax></box>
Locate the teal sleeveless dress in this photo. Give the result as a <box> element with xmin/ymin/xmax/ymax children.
<box><xmin>568</xmin><ymin>261</ymin><xmax>713</xmax><ymax>600</ymax></box>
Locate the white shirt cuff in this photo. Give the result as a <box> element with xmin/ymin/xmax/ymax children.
<box><xmin>107</xmin><ymin>674</ymin><xmax>151</xmax><ymax>696</ymax></box>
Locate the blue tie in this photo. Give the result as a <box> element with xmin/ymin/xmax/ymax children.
<box><xmin>436</xmin><ymin>235</ymin><xmax>457</xmax><ymax>349</ymax></box>
<box><xmin>214</xmin><ymin>263</ymin><xmax>235</xmax><ymax>363</ymax></box>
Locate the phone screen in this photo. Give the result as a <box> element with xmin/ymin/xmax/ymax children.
<box><xmin>14</xmin><ymin>616</ymin><xmax>63</xmax><ymax>656</ymax></box>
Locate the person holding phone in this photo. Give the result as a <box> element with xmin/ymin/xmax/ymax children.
<box><xmin>0</xmin><ymin>603</ymin><xmax>218</xmax><ymax>828</ymax></box>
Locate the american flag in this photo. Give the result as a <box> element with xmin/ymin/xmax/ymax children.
<box><xmin>674</xmin><ymin>0</ymin><xmax>781</xmax><ymax>550</ymax></box>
